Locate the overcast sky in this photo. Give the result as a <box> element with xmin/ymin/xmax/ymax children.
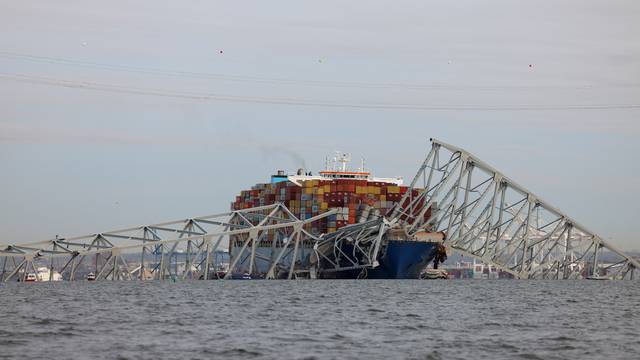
<box><xmin>1</xmin><ymin>1</ymin><xmax>639</xmax><ymax>250</ymax></box>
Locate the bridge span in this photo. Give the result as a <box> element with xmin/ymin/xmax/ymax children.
<box><xmin>1</xmin><ymin>139</ymin><xmax>637</xmax><ymax>282</ymax></box>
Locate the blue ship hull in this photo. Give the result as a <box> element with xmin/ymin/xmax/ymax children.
<box><xmin>230</xmin><ymin>239</ymin><xmax>439</xmax><ymax>280</ymax></box>
<box><xmin>332</xmin><ymin>240</ymin><xmax>438</xmax><ymax>279</ymax></box>
<box><xmin>367</xmin><ymin>240</ymin><xmax>438</xmax><ymax>279</ymax></box>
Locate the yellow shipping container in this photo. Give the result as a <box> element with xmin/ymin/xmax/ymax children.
<box><xmin>317</xmin><ymin>188</ymin><xmax>324</xmax><ymax>195</ymax></box>
<box><xmin>368</xmin><ymin>186</ymin><xmax>381</xmax><ymax>195</ymax></box>
<box><xmin>380</xmin><ymin>195</ymin><xmax>386</xmax><ymax>202</ymax></box>
<box><xmin>387</xmin><ymin>186</ymin><xmax>400</xmax><ymax>194</ymax></box>
<box><xmin>324</xmin><ymin>185</ymin><xmax>331</xmax><ymax>193</ymax></box>
<box><xmin>356</xmin><ymin>186</ymin><xmax>366</xmax><ymax>194</ymax></box>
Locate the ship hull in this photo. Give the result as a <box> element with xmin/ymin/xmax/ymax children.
<box><xmin>230</xmin><ymin>240</ymin><xmax>437</xmax><ymax>280</ymax></box>
<box><xmin>330</xmin><ymin>240</ymin><xmax>438</xmax><ymax>279</ymax></box>
<box><xmin>368</xmin><ymin>240</ymin><xmax>438</xmax><ymax>279</ymax></box>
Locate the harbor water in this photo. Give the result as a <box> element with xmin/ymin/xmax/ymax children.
<box><xmin>1</xmin><ymin>280</ymin><xmax>638</xmax><ymax>360</ymax></box>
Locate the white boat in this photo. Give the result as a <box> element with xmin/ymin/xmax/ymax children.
<box><xmin>24</xmin><ymin>273</ymin><xmax>37</xmax><ymax>282</ymax></box>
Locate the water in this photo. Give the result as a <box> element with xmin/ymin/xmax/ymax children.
<box><xmin>1</xmin><ymin>280</ymin><xmax>638</xmax><ymax>360</ymax></box>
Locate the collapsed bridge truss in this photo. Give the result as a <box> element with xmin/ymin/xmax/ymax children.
<box><xmin>0</xmin><ymin>204</ymin><xmax>336</xmax><ymax>282</ymax></box>
<box><xmin>389</xmin><ymin>139</ymin><xmax>638</xmax><ymax>280</ymax></box>
<box><xmin>1</xmin><ymin>139</ymin><xmax>637</xmax><ymax>281</ymax></box>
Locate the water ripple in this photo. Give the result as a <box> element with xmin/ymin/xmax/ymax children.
<box><xmin>0</xmin><ymin>280</ymin><xmax>637</xmax><ymax>360</ymax></box>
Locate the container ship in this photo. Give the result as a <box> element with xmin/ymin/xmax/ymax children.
<box><xmin>230</xmin><ymin>153</ymin><xmax>443</xmax><ymax>279</ymax></box>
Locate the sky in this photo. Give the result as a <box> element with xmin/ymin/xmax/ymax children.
<box><xmin>0</xmin><ymin>1</ymin><xmax>639</xmax><ymax>250</ymax></box>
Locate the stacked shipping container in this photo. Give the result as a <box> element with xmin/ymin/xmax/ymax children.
<box><xmin>231</xmin><ymin>179</ymin><xmax>430</xmax><ymax>235</ymax></box>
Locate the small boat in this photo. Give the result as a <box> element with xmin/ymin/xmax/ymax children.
<box><xmin>86</xmin><ymin>273</ymin><xmax>96</xmax><ymax>281</ymax></box>
<box><xmin>24</xmin><ymin>273</ymin><xmax>37</xmax><ymax>282</ymax></box>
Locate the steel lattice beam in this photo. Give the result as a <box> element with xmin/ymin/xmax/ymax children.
<box><xmin>0</xmin><ymin>204</ymin><xmax>336</xmax><ymax>282</ymax></box>
<box><xmin>389</xmin><ymin>139</ymin><xmax>638</xmax><ymax>280</ymax></box>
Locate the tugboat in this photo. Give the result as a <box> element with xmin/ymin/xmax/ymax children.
<box><xmin>24</xmin><ymin>273</ymin><xmax>37</xmax><ymax>282</ymax></box>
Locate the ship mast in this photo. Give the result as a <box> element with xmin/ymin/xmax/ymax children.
<box><xmin>335</xmin><ymin>151</ymin><xmax>351</xmax><ymax>172</ymax></box>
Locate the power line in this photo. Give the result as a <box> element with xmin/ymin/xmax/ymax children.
<box><xmin>2</xmin><ymin>50</ymin><xmax>635</xmax><ymax>92</ymax></box>
<box><xmin>2</xmin><ymin>73</ymin><xmax>639</xmax><ymax>111</ymax></box>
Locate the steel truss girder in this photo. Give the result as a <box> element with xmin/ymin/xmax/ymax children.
<box><xmin>0</xmin><ymin>204</ymin><xmax>336</xmax><ymax>282</ymax></box>
<box><xmin>311</xmin><ymin>219</ymin><xmax>388</xmax><ymax>278</ymax></box>
<box><xmin>390</xmin><ymin>138</ymin><xmax>638</xmax><ymax>280</ymax></box>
